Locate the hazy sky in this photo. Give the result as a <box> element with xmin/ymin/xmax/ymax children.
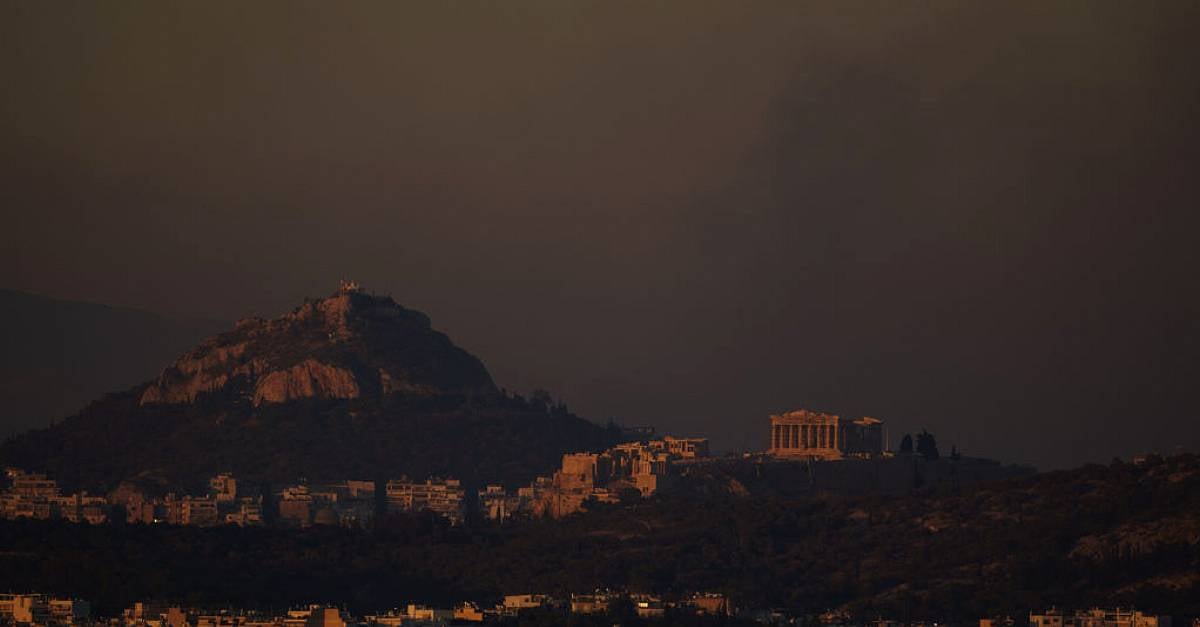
<box><xmin>2</xmin><ymin>2</ymin><xmax>1198</xmax><ymax>469</ymax></box>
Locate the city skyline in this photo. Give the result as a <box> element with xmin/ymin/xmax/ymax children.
<box><xmin>1</xmin><ymin>2</ymin><xmax>1198</xmax><ymax>622</ymax></box>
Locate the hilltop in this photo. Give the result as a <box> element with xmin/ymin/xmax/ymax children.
<box><xmin>138</xmin><ymin>283</ymin><xmax>496</xmax><ymax>406</ymax></box>
<box><xmin>0</xmin><ymin>285</ymin><xmax>614</xmax><ymax>491</ymax></box>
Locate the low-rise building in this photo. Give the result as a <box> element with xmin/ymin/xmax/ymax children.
<box><xmin>277</xmin><ymin>485</ymin><xmax>314</xmax><ymax>528</ymax></box>
<box><xmin>0</xmin><ymin>469</ymin><xmax>112</xmax><ymax>525</ymax></box>
<box><xmin>403</xmin><ymin>604</ymin><xmax>452</xmax><ymax>622</ymax></box>
<box><xmin>1032</xmin><ymin>610</ymin><xmax>1069</xmax><ymax>627</ymax></box>
<box><xmin>632</xmin><ymin>595</ymin><xmax>665</xmax><ymax>619</ymax></box>
<box><xmin>569</xmin><ymin>593</ymin><xmax>612</xmax><ymax>615</ymax></box>
<box><xmin>223</xmin><ymin>498</ymin><xmax>264</xmax><ymax>526</ymax></box>
<box><xmin>501</xmin><ymin>594</ymin><xmax>548</xmax><ymax>612</ymax></box>
<box><xmin>303</xmin><ymin>607</ymin><xmax>346</xmax><ymax>627</ymax></box>
<box><xmin>452</xmin><ymin>603</ymin><xmax>484</xmax><ymax>623</ymax></box>
<box><xmin>1029</xmin><ymin>608</ymin><xmax>1172</xmax><ymax>627</ymax></box>
<box><xmin>11</xmin><ymin>472</ymin><xmax>58</xmax><ymax>499</ymax></box>
<box><xmin>1075</xmin><ymin>608</ymin><xmax>1171</xmax><ymax>627</ymax></box>
<box><xmin>47</xmin><ymin>598</ymin><xmax>90</xmax><ymax>624</ymax></box>
<box><xmin>123</xmin><ymin>601</ymin><xmax>174</xmax><ymax>625</ymax></box>
<box><xmin>385</xmin><ymin>478</ymin><xmax>464</xmax><ymax>524</ymax></box>
<box><xmin>209</xmin><ymin>473</ymin><xmax>238</xmax><ymax>503</ymax></box>
<box><xmin>478</xmin><ymin>485</ymin><xmax>521</xmax><ymax>523</ymax></box>
<box><xmin>1</xmin><ymin>594</ymin><xmax>50</xmax><ymax>625</ymax></box>
<box><xmin>686</xmin><ymin>593</ymin><xmax>731</xmax><ymax>616</ymax></box>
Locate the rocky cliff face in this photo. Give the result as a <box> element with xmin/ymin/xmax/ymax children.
<box><xmin>140</xmin><ymin>286</ymin><xmax>496</xmax><ymax>406</ymax></box>
<box><xmin>251</xmin><ymin>358</ymin><xmax>361</xmax><ymax>405</ymax></box>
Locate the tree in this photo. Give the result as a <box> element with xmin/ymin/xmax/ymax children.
<box><xmin>530</xmin><ymin>389</ymin><xmax>553</xmax><ymax>413</ymax></box>
<box><xmin>899</xmin><ymin>434</ymin><xmax>914</xmax><ymax>454</ymax></box>
<box><xmin>618</xmin><ymin>487</ymin><xmax>643</xmax><ymax>505</ymax></box>
<box><xmin>916</xmin><ymin>430</ymin><xmax>940</xmax><ymax>460</ymax></box>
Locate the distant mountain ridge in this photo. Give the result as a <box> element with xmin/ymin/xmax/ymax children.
<box><xmin>0</xmin><ymin>288</ymin><xmax>225</xmax><ymax>437</ymax></box>
<box><xmin>0</xmin><ymin>285</ymin><xmax>613</xmax><ymax>491</ymax></box>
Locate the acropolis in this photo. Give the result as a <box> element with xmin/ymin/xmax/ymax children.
<box><xmin>768</xmin><ymin>409</ymin><xmax>884</xmax><ymax>460</ymax></box>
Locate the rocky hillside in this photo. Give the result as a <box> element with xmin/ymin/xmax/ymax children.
<box><xmin>139</xmin><ymin>286</ymin><xmax>496</xmax><ymax>406</ymax></box>
<box><xmin>0</xmin><ymin>285</ymin><xmax>613</xmax><ymax>491</ymax></box>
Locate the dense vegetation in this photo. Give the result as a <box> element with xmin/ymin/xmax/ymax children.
<box><xmin>2</xmin><ymin>455</ymin><xmax>1197</xmax><ymax>620</ymax></box>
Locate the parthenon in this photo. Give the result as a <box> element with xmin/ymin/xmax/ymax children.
<box><xmin>769</xmin><ymin>409</ymin><xmax>884</xmax><ymax>460</ymax></box>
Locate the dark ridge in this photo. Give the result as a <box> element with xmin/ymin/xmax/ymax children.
<box><xmin>0</xmin><ymin>288</ymin><xmax>226</xmax><ymax>437</ymax></box>
<box><xmin>0</xmin><ymin>286</ymin><xmax>614</xmax><ymax>491</ymax></box>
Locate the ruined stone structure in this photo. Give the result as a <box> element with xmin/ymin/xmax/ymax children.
<box><xmin>662</xmin><ymin>436</ymin><xmax>710</xmax><ymax>459</ymax></box>
<box><xmin>511</xmin><ymin>435</ymin><xmax>710</xmax><ymax>519</ymax></box>
<box><xmin>768</xmin><ymin>409</ymin><xmax>884</xmax><ymax>459</ymax></box>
